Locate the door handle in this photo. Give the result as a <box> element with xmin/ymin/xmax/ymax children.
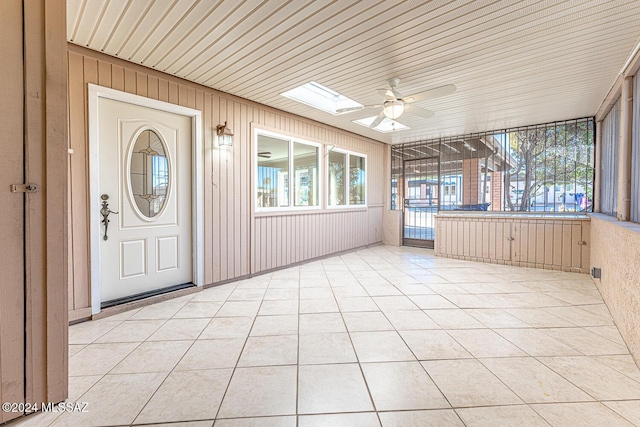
<box><xmin>100</xmin><ymin>194</ymin><xmax>118</xmax><ymax>241</ymax></box>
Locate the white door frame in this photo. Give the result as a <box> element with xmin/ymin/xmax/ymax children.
<box><xmin>88</xmin><ymin>83</ymin><xmax>204</xmax><ymax>315</ymax></box>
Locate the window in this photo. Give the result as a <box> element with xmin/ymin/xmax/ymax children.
<box><xmin>256</xmin><ymin>131</ymin><xmax>319</xmax><ymax>210</ymax></box>
<box><xmin>328</xmin><ymin>149</ymin><xmax>366</xmax><ymax>207</ymax></box>
<box><xmin>601</xmin><ymin>99</ymin><xmax>620</xmax><ymax>217</ymax></box>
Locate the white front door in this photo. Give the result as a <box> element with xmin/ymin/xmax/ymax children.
<box><xmin>98</xmin><ymin>97</ymin><xmax>193</xmax><ymax>304</ymax></box>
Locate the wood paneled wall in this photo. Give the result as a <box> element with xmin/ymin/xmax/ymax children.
<box><xmin>67</xmin><ymin>45</ymin><xmax>385</xmax><ymax>319</ymax></box>
<box><xmin>435</xmin><ymin>213</ymin><xmax>590</xmax><ymax>273</ymax></box>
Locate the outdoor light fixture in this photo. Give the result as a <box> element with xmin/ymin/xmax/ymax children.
<box><xmin>216</xmin><ymin>121</ymin><xmax>234</xmax><ymax>147</ymax></box>
<box><xmin>383</xmin><ymin>99</ymin><xmax>405</xmax><ymax>119</ymax></box>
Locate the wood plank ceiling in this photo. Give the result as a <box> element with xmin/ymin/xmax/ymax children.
<box><xmin>67</xmin><ymin>0</ymin><xmax>640</xmax><ymax>144</ymax></box>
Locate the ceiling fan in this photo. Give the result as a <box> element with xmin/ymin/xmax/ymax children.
<box><xmin>337</xmin><ymin>77</ymin><xmax>456</xmax><ymax>129</ymax></box>
<box><xmin>258</xmin><ymin>151</ymin><xmax>271</xmax><ymax>158</ymax></box>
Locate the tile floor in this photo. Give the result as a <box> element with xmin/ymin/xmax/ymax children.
<box><xmin>10</xmin><ymin>245</ymin><xmax>640</xmax><ymax>426</ymax></box>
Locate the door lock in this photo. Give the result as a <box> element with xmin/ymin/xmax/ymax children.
<box><xmin>11</xmin><ymin>183</ymin><xmax>38</xmax><ymax>193</ymax></box>
<box><xmin>100</xmin><ymin>194</ymin><xmax>119</xmax><ymax>241</ymax></box>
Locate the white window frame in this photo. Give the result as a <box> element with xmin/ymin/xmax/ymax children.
<box><xmin>254</xmin><ymin>128</ymin><xmax>323</xmax><ymax>212</ymax></box>
<box><xmin>327</xmin><ymin>147</ymin><xmax>368</xmax><ymax>209</ymax></box>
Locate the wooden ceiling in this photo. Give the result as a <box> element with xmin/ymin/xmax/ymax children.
<box><xmin>67</xmin><ymin>0</ymin><xmax>640</xmax><ymax>144</ymax></box>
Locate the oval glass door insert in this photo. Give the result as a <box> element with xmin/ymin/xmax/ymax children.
<box><xmin>130</xmin><ymin>129</ymin><xmax>169</xmax><ymax>219</ymax></box>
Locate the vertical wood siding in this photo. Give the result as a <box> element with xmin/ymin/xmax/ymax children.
<box><xmin>66</xmin><ymin>45</ymin><xmax>385</xmax><ymax>317</ymax></box>
<box><xmin>435</xmin><ymin>214</ymin><xmax>590</xmax><ymax>273</ymax></box>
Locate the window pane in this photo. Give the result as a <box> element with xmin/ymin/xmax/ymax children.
<box><xmin>130</xmin><ymin>129</ymin><xmax>169</xmax><ymax>218</ymax></box>
<box><xmin>349</xmin><ymin>155</ymin><xmax>366</xmax><ymax>205</ymax></box>
<box><xmin>293</xmin><ymin>142</ymin><xmax>319</xmax><ymax>207</ymax></box>
<box><xmin>328</xmin><ymin>151</ymin><xmax>346</xmax><ymax>206</ymax></box>
<box><xmin>257</xmin><ymin>135</ymin><xmax>289</xmax><ymax>208</ymax></box>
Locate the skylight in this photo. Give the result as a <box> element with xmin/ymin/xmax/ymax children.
<box><xmin>281</xmin><ymin>82</ymin><xmax>362</xmax><ymax>115</ymax></box>
<box><xmin>353</xmin><ymin>116</ymin><xmax>410</xmax><ymax>133</ymax></box>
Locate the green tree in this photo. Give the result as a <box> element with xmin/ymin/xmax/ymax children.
<box><xmin>505</xmin><ymin>121</ymin><xmax>594</xmax><ymax>211</ymax></box>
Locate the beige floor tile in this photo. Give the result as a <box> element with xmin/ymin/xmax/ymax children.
<box><xmin>442</xmin><ymin>294</ymin><xmax>498</xmax><ymax>309</ymax></box>
<box><xmin>298</xmin><ymin>364</ymin><xmax>374</xmax><ymax>414</ymax></box>
<box><xmin>145</xmin><ymin>422</ymin><xmax>213</xmax><ymax>427</ymax></box>
<box><xmin>393</xmin><ymin>284</ymin><xmax>434</xmax><ymax>295</ymax></box>
<box><xmin>480</xmin><ymin>293</ymin><xmax>566</xmax><ymax>309</ymax></box>
<box><xmin>384</xmin><ymin>310</ymin><xmax>441</xmax><ymax>330</ymax></box>
<box><xmin>530</xmin><ymin>402</ymin><xmax>635</xmax><ymax>426</ymax></box>
<box><xmin>175</xmin><ymin>338</ymin><xmax>245</xmax><ymax>370</ymax></box>
<box><xmin>263</xmin><ymin>288</ymin><xmax>299</xmax><ymax>300</ymax></box>
<box><xmin>495</xmin><ymin>328</ymin><xmax>581</xmax><ymax>356</ymax></box>
<box><xmin>363</xmin><ymin>285</ymin><xmax>403</xmax><ymax>296</ymax></box>
<box><xmin>464</xmin><ymin>309</ymin><xmax>530</xmax><ymax>328</ymax></box>
<box><xmin>539</xmin><ymin>356</ymin><xmax>640</xmax><ymax>400</ymax></box>
<box><xmin>343</xmin><ymin>312</ymin><xmax>394</xmax><ymax>332</ymax></box>
<box><xmin>130</xmin><ymin>301</ymin><xmax>188</xmax><ymax>320</ymax></box>
<box><xmin>336</xmin><ymin>296</ymin><xmax>380</xmax><ymax>312</ymax></box>
<box><xmin>112</xmin><ymin>340</ymin><xmax>192</xmax><ymax>374</ymax></box>
<box><xmin>191</xmin><ymin>286</ymin><xmax>234</xmax><ymax>302</ymax></box>
<box><xmin>542</xmin><ymin>306</ymin><xmax>613</xmax><ymax>326</ymax></box>
<box><xmin>299</xmin><ymin>313</ymin><xmax>346</xmax><ymax>334</ymax></box>
<box><xmin>69</xmin><ymin>344</ymin><xmax>86</xmax><ymax>357</ymax></box>
<box><xmin>408</xmin><ymin>295</ymin><xmax>457</xmax><ymax>309</ymax></box>
<box><xmin>480</xmin><ymin>357</ymin><xmax>594</xmax><ymax>403</ymax></box>
<box><xmin>69</xmin><ymin>320</ymin><xmax>123</xmax><ymax>345</ymax></box>
<box><xmin>373</xmin><ymin>296</ymin><xmax>419</xmax><ymax>311</ymax></box>
<box><xmin>217</xmin><ymin>366</ymin><xmax>297</xmax><ymax>418</ymax></box>
<box><xmin>267</xmin><ymin>279</ymin><xmax>299</xmax><ymax>289</ymax></box>
<box><xmin>258</xmin><ymin>299</ymin><xmax>299</xmax><ymax>316</ymax></box>
<box><xmin>299</xmin><ymin>299</ymin><xmax>339</xmax><ymax>314</ymax></box>
<box><xmin>299</xmin><ymin>412</ymin><xmax>380</xmax><ymax>426</ymax></box>
<box><xmin>215</xmin><ymin>417</ymin><xmax>295</xmax><ymax>427</ymax></box>
<box><xmin>199</xmin><ymin>317</ymin><xmax>253</xmax><ymax>339</ymax></box>
<box><xmin>238</xmin><ymin>335</ymin><xmax>298</xmax><ymax>367</ymax></box>
<box><xmin>216</xmin><ymin>301</ymin><xmax>262</xmax><ymax>317</ymax></box>
<box><xmin>235</xmin><ymin>277</ymin><xmax>270</xmax><ymax>289</ymax></box>
<box><xmin>541</xmin><ymin>327</ymin><xmax>629</xmax><ymax>355</ymax></box>
<box><xmin>95</xmin><ymin>319</ymin><xmax>166</xmax><ymax>343</ymax></box>
<box><xmin>594</xmin><ymin>355</ymin><xmax>640</xmax><ymax>382</ymax></box>
<box><xmin>378</xmin><ymin>409</ymin><xmax>464</xmax><ymax>427</ymax></box>
<box><xmin>604</xmin><ymin>400</ymin><xmax>640</xmax><ymax>425</ymax></box>
<box><xmin>299</xmin><ymin>287</ymin><xmax>334</xmax><ymax>299</ymax></box>
<box><xmin>68</xmin><ymin>375</ymin><xmax>103</xmax><ymax>400</ymax></box>
<box><xmin>250</xmin><ymin>315</ymin><xmax>298</xmax><ymax>336</ymax></box>
<box><xmin>361</xmin><ymin>361</ymin><xmax>449</xmax><ymax>411</ymax></box>
<box><xmin>399</xmin><ymin>330</ymin><xmax>472</xmax><ymax>360</ymax></box>
<box><xmin>147</xmin><ymin>318</ymin><xmax>210</xmax><ymax>341</ymax></box>
<box><xmin>69</xmin><ymin>342</ymin><xmax>138</xmax><ymax>376</ymax></box>
<box><xmin>585</xmin><ymin>325</ymin><xmax>627</xmax><ymax>346</ymax></box>
<box><xmin>544</xmin><ymin>290</ymin><xmax>605</xmax><ymax>305</ymax></box>
<box><xmin>423</xmin><ymin>309</ymin><xmax>485</xmax><ymax>329</ymax></box>
<box><xmin>173</xmin><ymin>302</ymin><xmax>223</xmax><ymax>318</ymax></box>
<box><xmin>135</xmin><ymin>369</ymin><xmax>232</xmax><ymax>424</ymax></box>
<box><xmin>503</xmin><ymin>308</ymin><xmax>575</xmax><ymax>327</ymax></box>
<box><xmin>350</xmin><ymin>331</ymin><xmax>416</xmax><ymax>362</ymax></box>
<box><xmin>332</xmin><ymin>286</ymin><xmax>369</xmax><ymax>298</ymax></box>
<box><xmin>447</xmin><ymin>329</ymin><xmax>527</xmax><ymax>358</ymax></box>
<box><xmin>455</xmin><ymin>405</ymin><xmax>551</xmax><ymax>427</ymax></box>
<box><xmin>298</xmin><ymin>333</ymin><xmax>357</xmax><ymax>365</ymax></box>
<box><xmin>51</xmin><ymin>372</ymin><xmax>167</xmax><ymax>426</ymax></box>
<box><xmin>228</xmin><ymin>288</ymin><xmax>266</xmax><ymax>301</ymax></box>
<box><xmin>422</xmin><ymin>359</ymin><xmax>523</xmax><ymax>407</ymax></box>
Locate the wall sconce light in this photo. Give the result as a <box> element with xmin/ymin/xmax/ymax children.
<box><xmin>216</xmin><ymin>121</ymin><xmax>234</xmax><ymax>147</ymax></box>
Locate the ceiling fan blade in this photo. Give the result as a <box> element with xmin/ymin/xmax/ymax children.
<box><xmin>405</xmin><ymin>105</ymin><xmax>435</xmax><ymax>119</ymax></box>
<box><xmin>406</xmin><ymin>84</ymin><xmax>457</xmax><ymax>103</ymax></box>
<box><xmin>336</xmin><ymin>106</ymin><xmax>365</xmax><ymax>114</ymax></box>
<box><xmin>369</xmin><ymin>110</ymin><xmax>386</xmax><ymax>129</ymax></box>
<box><xmin>336</xmin><ymin>104</ymin><xmax>381</xmax><ymax>114</ymax></box>
<box><xmin>376</xmin><ymin>89</ymin><xmax>395</xmax><ymax>99</ymax></box>
<box><xmin>258</xmin><ymin>151</ymin><xmax>272</xmax><ymax>158</ymax></box>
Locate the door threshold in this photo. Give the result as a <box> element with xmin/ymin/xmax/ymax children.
<box><xmin>101</xmin><ymin>282</ymin><xmax>196</xmax><ymax>309</ymax></box>
<box><xmin>403</xmin><ymin>238</ymin><xmax>435</xmax><ymax>249</ymax></box>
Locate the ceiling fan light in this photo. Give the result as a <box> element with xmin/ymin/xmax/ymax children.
<box><xmin>383</xmin><ymin>100</ymin><xmax>404</xmax><ymax>119</ymax></box>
